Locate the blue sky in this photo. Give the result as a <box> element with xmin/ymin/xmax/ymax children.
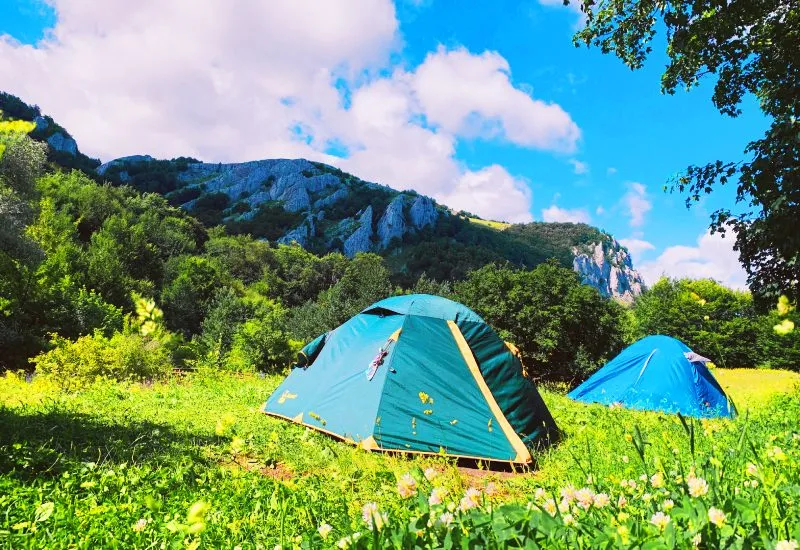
<box><xmin>0</xmin><ymin>0</ymin><xmax>763</xmax><ymax>286</ymax></box>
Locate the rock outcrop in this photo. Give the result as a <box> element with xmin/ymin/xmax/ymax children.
<box><xmin>572</xmin><ymin>238</ymin><xmax>645</xmax><ymax>303</ymax></box>
<box><xmin>46</xmin><ymin>132</ymin><xmax>78</xmax><ymax>156</ymax></box>
<box><xmin>410</xmin><ymin>196</ymin><xmax>438</xmax><ymax>229</ymax></box>
<box><xmin>97</xmin><ymin>155</ymin><xmax>155</xmax><ymax>175</ymax></box>
<box><xmin>343</xmin><ymin>206</ymin><xmax>373</xmax><ymax>257</ymax></box>
<box><xmin>377</xmin><ymin>195</ymin><xmax>406</xmax><ymax>248</ymax></box>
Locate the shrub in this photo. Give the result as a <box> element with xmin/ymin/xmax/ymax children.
<box><xmin>30</xmin><ymin>331</ymin><xmax>171</xmax><ymax>390</ymax></box>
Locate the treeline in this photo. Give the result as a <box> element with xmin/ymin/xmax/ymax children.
<box><xmin>1</xmin><ymin>122</ymin><xmax>797</xmax><ymax>389</ymax></box>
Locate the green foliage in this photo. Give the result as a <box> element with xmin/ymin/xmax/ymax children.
<box><xmin>226</xmin><ymin>293</ymin><xmax>299</xmax><ymax>374</ymax></box>
<box><xmin>102</xmin><ymin>157</ymin><xmax>199</xmax><ymax>195</ymax></box>
<box><xmin>161</xmin><ymin>256</ymin><xmax>227</xmax><ymax>336</ymax></box>
<box><xmin>455</xmin><ymin>260</ymin><xmax>625</xmax><ymax>380</ymax></box>
<box><xmin>630</xmin><ymin>278</ymin><xmax>800</xmax><ymax>369</ymax></box>
<box><xmin>30</xmin><ymin>331</ymin><xmax>172</xmax><ymax>390</ymax></box>
<box><xmin>189</xmin><ymin>192</ymin><xmax>230</xmax><ymax>227</ymax></box>
<box><xmin>288</xmin><ymin>253</ymin><xmax>393</xmax><ymax>339</ymax></box>
<box><xmin>573</xmin><ymin>0</ymin><xmax>800</xmax><ymax>302</ymax></box>
<box><xmin>0</xmin><ymin>92</ymin><xmax>41</xmax><ymax>121</ymax></box>
<box><xmin>227</xmin><ymin>201</ymin><xmax>304</xmax><ymax>242</ymax></box>
<box><xmin>323</xmin><ymin>181</ymin><xmax>395</xmax><ymax>222</ymax></box>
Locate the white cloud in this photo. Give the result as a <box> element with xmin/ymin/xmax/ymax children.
<box><xmin>569</xmin><ymin>159</ymin><xmax>589</xmax><ymax>174</ymax></box>
<box><xmin>619</xmin><ymin>237</ymin><xmax>655</xmax><ymax>259</ymax></box>
<box><xmin>638</xmin><ymin>232</ymin><xmax>747</xmax><ymax>289</ymax></box>
<box><xmin>607</xmin><ymin>167</ymin><xmax>617</xmax><ymax>176</ymax></box>
<box><xmin>595</xmin><ymin>205</ymin><xmax>605</xmax><ymax>215</ymax></box>
<box><xmin>0</xmin><ymin>2</ymin><xmax>582</xmax><ymax>223</ymax></box>
<box><xmin>441</xmin><ymin>165</ymin><xmax>534</xmax><ymax>223</ymax></box>
<box><xmin>410</xmin><ymin>47</ymin><xmax>580</xmax><ymax>152</ymax></box>
<box><xmin>622</xmin><ymin>182</ymin><xmax>652</xmax><ymax>227</ymax></box>
<box><xmin>541</xmin><ymin>205</ymin><xmax>590</xmax><ymax>224</ymax></box>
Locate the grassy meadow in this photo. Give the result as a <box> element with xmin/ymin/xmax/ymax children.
<box><xmin>2</xmin><ymin>368</ymin><xmax>800</xmax><ymax>548</ymax></box>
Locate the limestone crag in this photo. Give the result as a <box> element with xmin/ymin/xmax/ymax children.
<box><xmin>572</xmin><ymin>238</ymin><xmax>645</xmax><ymax>303</ymax></box>
<box><xmin>314</xmin><ymin>188</ymin><xmax>348</xmax><ymax>209</ymax></box>
<box><xmin>377</xmin><ymin>195</ymin><xmax>406</xmax><ymax>248</ymax></box>
<box><xmin>409</xmin><ymin>196</ymin><xmax>438</xmax><ymax>229</ymax></box>
<box><xmin>46</xmin><ymin>132</ymin><xmax>78</xmax><ymax>156</ymax></box>
<box><xmin>277</xmin><ymin>214</ymin><xmax>317</xmax><ymax>247</ymax></box>
<box><xmin>343</xmin><ymin>206</ymin><xmax>374</xmax><ymax>257</ymax></box>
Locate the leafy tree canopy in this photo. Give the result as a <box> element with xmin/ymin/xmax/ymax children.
<box><xmin>573</xmin><ymin>0</ymin><xmax>799</xmax><ymax>303</ymax></box>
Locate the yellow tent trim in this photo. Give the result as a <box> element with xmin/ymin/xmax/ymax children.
<box><xmin>388</xmin><ymin>328</ymin><xmax>402</xmax><ymax>341</ymax></box>
<box><xmin>360</xmin><ymin>436</ymin><xmax>378</xmax><ymax>450</ymax></box>
<box><xmin>447</xmin><ymin>321</ymin><xmax>532</xmax><ymax>464</ymax></box>
<box><xmin>291</xmin><ymin>412</ymin><xmax>304</xmax><ymax>423</ymax></box>
<box><xmin>263</xmin><ymin>409</ymin><xmax>528</xmax><ymax>465</ymax></box>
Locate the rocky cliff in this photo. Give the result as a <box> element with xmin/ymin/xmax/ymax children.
<box><xmin>573</xmin><ymin>238</ymin><xmax>645</xmax><ymax>303</ymax></box>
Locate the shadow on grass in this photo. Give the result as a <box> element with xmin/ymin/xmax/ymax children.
<box><xmin>0</xmin><ymin>403</ymin><xmax>219</xmax><ymax>481</ymax></box>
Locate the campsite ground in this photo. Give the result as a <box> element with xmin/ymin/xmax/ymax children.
<box><xmin>1</xmin><ymin>368</ymin><xmax>799</xmax><ymax>547</ymax></box>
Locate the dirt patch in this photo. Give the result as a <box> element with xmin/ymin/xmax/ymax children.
<box><xmin>230</xmin><ymin>454</ymin><xmax>294</xmax><ymax>481</ymax></box>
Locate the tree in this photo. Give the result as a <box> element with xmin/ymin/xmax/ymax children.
<box><xmin>287</xmin><ymin>253</ymin><xmax>393</xmax><ymax>339</ymax></box>
<box><xmin>160</xmin><ymin>256</ymin><xmax>227</xmax><ymax>336</ymax></box>
<box><xmin>630</xmin><ymin>277</ymin><xmax>761</xmax><ymax>367</ymax></box>
<box><xmin>0</xmin><ymin>120</ymin><xmax>47</xmax><ymax>368</ymax></box>
<box><xmin>455</xmin><ymin>260</ymin><xmax>625</xmax><ymax>381</ymax></box>
<box><xmin>573</xmin><ymin>0</ymin><xmax>799</xmax><ymax>302</ymax></box>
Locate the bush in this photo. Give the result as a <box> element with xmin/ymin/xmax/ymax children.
<box><xmin>30</xmin><ymin>331</ymin><xmax>171</xmax><ymax>390</ymax></box>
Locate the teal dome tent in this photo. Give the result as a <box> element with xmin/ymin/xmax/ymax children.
<box><xmin>569</xmin><ymin>335</ymin><xmax>736</xmax><ymax>418</ymax></box>
<box><xmin>263</xmin><ymin>294</ymin><xmax>559</xmax><ymax>463</ymax></box>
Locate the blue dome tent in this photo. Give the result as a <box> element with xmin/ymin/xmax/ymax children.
<box><xmin>568</xmin><ymin>335</ymin><xmax>736</xmax><ymax>418</ymax></box>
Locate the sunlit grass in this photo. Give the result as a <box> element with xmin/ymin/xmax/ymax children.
<box><xmin>1</xmin><ymin>367</ymin><xmax>798</xmax><ymax>546</ymax></box>
<box><xmin>714</xmin><ymin>367</ymin><xmax>800</xmax><ymax>409</ymax></box>
<box><xmin>467</xmin><ymin>217</ymin><xmax>511</xmax><ymax>230</ymax></box>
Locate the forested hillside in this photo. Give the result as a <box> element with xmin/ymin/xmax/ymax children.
<box><xmin>1</xmin><ymin>92</ymin><xmax>644</xmax><ymax>301</ymax></box>
<box><xmin>1</xmin><ymin>109</ymin><xmax>797</xmax><ymax>381</ymax></box>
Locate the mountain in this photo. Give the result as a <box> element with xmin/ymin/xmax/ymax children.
<box><xmin>0</xmin><ymin>92</ymin><xmax>101</xmax><ymax>175</ymax></box>
<box><xmin>1</xmin><ymin>92</ymin><xmax>644</xmax><ymax>302</ymax></box>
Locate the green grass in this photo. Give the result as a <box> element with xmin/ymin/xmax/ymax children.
<box><xmin>467</xmin><ymin>217</ymin><xmax>511</xmax><ymax>231</ymax></box>
<box><xmin>1</xmin><ymin>368</ymin><xmax>799</xmax><ymax>548</ymax></box>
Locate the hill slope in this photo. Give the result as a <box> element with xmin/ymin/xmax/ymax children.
<box><xmin>1</xmin><ymin>92</ymin><xmax>644</xmax><ymax>301</ymax></box>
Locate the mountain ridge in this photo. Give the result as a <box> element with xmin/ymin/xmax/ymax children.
<box><xmin>1</xmin><ymin>91</ymin><xmax>645</xmax><ymax>302</ymax></box>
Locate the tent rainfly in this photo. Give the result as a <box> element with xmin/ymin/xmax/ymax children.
<box><xmin>568</xmin><ymin>335</ymin><xmax>736</xmax><ymax>418</ymax></box>
<box><xmin>263</xmin><ymin>294</ymin><xmax>559</xmax><ymax>463</ymax></box>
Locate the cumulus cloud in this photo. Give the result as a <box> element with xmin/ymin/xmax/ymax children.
<box><xmin>622</xmin><ymin>182</ymin><xmax>652</xmax><ymax>227</ymax></box>
<box><xmin>637</xmin><ymin>232</ymin><xmax>748</xmax><ymax>289</ymax></box>
<box><xmin>411</xmin><ymin>47</ymin><xmax>580</xmax><ymax>152</ymax></box>
<box><xmin>0</xmin><ymin>1</ymin><xmax>581</xmax><ymax>222</ymax></box>
<box><xmin>541</xmin><ymin>205</ymin><xmax>590</xmax><ymax>223</ymax></box>
<box><xmin>619</xmin><ymin>237</ymin><xmax>655</xmax><ymax>259</ymax></box>
<box><xmin>441</xmin><ymin>165</ymin><xmax>534</xmax><ymax>223</ymax></box>
<box><xmin>607</xmin><ymin>167</ymin><xmax>617</xmax><ymax>176</ymax></box>
<box><xmin>569</xmin><ymin>159</ymin><xmax>589</xmax><ymax>174</ymax></box>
